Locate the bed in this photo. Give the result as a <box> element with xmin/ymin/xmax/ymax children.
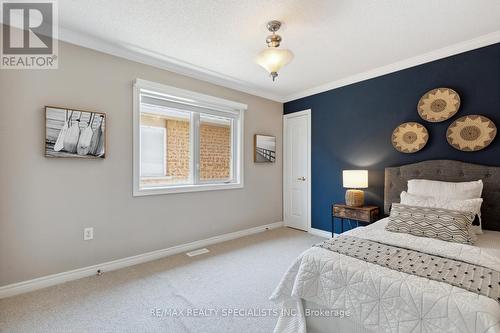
<box><xmin>271</xmin><ymin>160</ymin><xmax>500</xmax><ymax>333</ymax></box>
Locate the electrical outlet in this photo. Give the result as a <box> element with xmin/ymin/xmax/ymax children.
<box><xmin>84</xmin><ymin>227</ymin><xmax>94</xmax><ymax>241</ymax></box>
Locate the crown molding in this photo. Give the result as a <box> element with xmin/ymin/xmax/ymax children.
<box><xmin>283</xmin><ymin>30</ymin><xmax>500</xmax><ymax>102</ymax></box>
<box><xmin>5</xmin><ymin>21</ymin><xmax>500</xmax><ymax>104</ymax></box>
<box><xmin>57</xmin><ymin>26</ymin><xmax>284</xmax><ymax>102</ymax></box>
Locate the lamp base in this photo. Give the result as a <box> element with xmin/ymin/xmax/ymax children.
<box><xmin>345</xmin><ymin>189</ymin><xmax>364</xmax><ymax>207</ymax></box>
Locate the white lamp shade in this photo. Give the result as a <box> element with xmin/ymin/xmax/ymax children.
<box><xmin>343</xmin><ymin>170</ymin><xmax>368</xmax><ymax>189</ymax></box>
<box><xmin>256</xmin><ymin>48</ymin><xmax>294</xmax><ymax>74</ymax></box>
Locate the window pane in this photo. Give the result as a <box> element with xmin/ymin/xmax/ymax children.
<box><xmin>199</xmin><ymin>114</ymin><xmax>232</xmax><ymax>181</ymax></box>
<box><xmin>140</xmin><ymin>105</ymin><xmax>191</xmax><ymax>188</ymax></box>
<box><xmin>140</xmin><ymin>126</ymin><xmax>166</xmax><ymax>176</ymax></box>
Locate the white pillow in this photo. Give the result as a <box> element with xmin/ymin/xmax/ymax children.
<box><xmin>400</xmin><ymin>191</ymin><xmax>483</xmax><ymax>234</ymax></box>
<box><xmin>407</xmin><ymin>179</ymin><xmax>483</xmax><ymax>200</ymax></box>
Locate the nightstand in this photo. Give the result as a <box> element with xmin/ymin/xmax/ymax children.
<box><xmin>331</xmin><ymin>204</ymin><xmax>380</xmax><ymax>237</ymax></box>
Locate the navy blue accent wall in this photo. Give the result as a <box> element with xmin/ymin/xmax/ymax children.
<box><xmin>284</xmin><ymin>43</ymin><xmax>500</xmax><ymax>233</ymax></box>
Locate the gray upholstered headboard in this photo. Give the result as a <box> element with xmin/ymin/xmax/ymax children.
<box><xmin>385</xmin><ymin>160</ymin><xmax>500</xmax><ymax>231</ymax></box>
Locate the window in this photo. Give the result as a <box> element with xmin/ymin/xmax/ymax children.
<box><xmin>133</xmin><ymin>79</ymin><xmax>245</xmax><ymax>196</ymax></box>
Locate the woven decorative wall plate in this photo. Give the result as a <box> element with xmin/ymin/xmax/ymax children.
<box><xmin>447</xmin><ymin>115</ymin><xmax>497</xmax><ymax>151</ymax></box>
<box><xmin>417</xmin><ymin>88</ymin><xmax>460</xmax><ymax>122</ymax></box>
<box><xmin>392</xmin><ymin>122</ymin><xmax>429</xmax><ymax>153</ymax></box>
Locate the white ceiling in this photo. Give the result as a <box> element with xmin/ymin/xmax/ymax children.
<box><xmin>57</xmin><ymin>0</ymin><xmax>500</xmax><ymax>102</ymax></box>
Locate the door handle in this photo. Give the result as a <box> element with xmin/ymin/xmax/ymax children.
<box><xmin>297</xmin><ymin>177</ymin><xmax>306</xmax><ymax>181</ymax></box>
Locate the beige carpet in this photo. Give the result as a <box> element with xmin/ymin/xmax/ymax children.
<box><xmin>0</xmin><ymin>227</ymin><xmax>322</xmax><ymax>333</ymax></box>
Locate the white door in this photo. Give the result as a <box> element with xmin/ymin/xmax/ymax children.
<box><xmin>284</xmin><ymin>110</ymin><xmax>311</xmax><ymax>231</ymax></box>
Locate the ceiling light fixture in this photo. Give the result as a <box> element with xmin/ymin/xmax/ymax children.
<box><xmin>256</xmin><ymin>20</ymin><xmax>294</xmax><ymax>82</ymax></box>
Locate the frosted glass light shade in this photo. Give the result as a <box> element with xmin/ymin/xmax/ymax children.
<box><xmin>343</xmin><ymin>170</ymin><xmax>368</xmax><ymax>189</ymax></box>
<box><xmin>256</xmin><ymin>47</ymin><xmax>294</xmax><ymax>74</ymax></box>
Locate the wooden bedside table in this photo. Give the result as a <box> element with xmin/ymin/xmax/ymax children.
<box><xmin>331</xmin><ymin>204</ymin><xmax>380</xmax><ymax>237</ymax></box>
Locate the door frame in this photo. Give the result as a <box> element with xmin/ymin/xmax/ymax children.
<box><xmin>283</xmin><ymin>109</ymin><xmax>311</xmax><ymax>232</ymax></box>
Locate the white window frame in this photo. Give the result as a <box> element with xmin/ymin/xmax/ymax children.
<box><xmin>133</xmin><ymin>79</ymin><xmax>246</xmax><ymax>196</ymax></box>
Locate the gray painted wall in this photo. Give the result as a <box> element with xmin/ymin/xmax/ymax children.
<box><xmin>0</xmin><ymin>41</ymin><xmax>283</xmax><ymax>286</ymax></box>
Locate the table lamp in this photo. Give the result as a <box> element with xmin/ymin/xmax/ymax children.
<box><xmin>343</xmin><ymin>170</ymin><xmax>368</xmax><ymax>207</ymax></box>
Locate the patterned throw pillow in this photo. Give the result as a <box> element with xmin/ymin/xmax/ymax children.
<box><xmin>386</xmin><ymin>203</ymin><xmax>476</xmax><ymax>244</ymax></box>
<box><xmin>400</xmin><ymin>191</ymin><xmax>483</xmax><ymax>234</ymax></box>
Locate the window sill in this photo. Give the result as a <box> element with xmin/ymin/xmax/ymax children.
<box><xmin>133</xmin><ymin>182</ymin><xmax>244</xmax><ymax>196</ymax></box>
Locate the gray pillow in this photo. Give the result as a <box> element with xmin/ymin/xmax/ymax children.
<box><xmin>386</xmin><ymin>203</ymin><xmax>476</xmax><ymax>244</ymax></box>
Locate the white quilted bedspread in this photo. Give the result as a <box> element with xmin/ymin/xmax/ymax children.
<box><xmin>271</xmin><ymin>219</ymin><xmax>500</xmax><ymax>333</ymax></box>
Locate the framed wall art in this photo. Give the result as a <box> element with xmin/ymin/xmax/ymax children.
<box><xmin>254</xmin><ymin>134</ymin><xmax>276</xmax><ymax>163</ymax></box>
<box><xmin>45</xmin><ymin>106</ymin><xmax>106</xmax><ymax>159</ymax></box>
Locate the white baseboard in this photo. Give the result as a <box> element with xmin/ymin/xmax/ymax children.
<box><xmin>308</xmin><ymin>228</ymin><xmax>333</xmax><ymax>238</ymax></box>
<box><xmin>0</xmin><ymin>221</ymin><xmax>283</xmax><ymax>299</ymax></box>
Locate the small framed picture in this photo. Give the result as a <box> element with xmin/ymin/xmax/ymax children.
<box><xmin>45</xmin><ymin>106</ymin><xmax>106</xmax><ymax>159</ymax></box>
<box><xmin>254</xmin><ymin>134</ymin><xmax>276</xmax><ymax>163</ymax></box>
